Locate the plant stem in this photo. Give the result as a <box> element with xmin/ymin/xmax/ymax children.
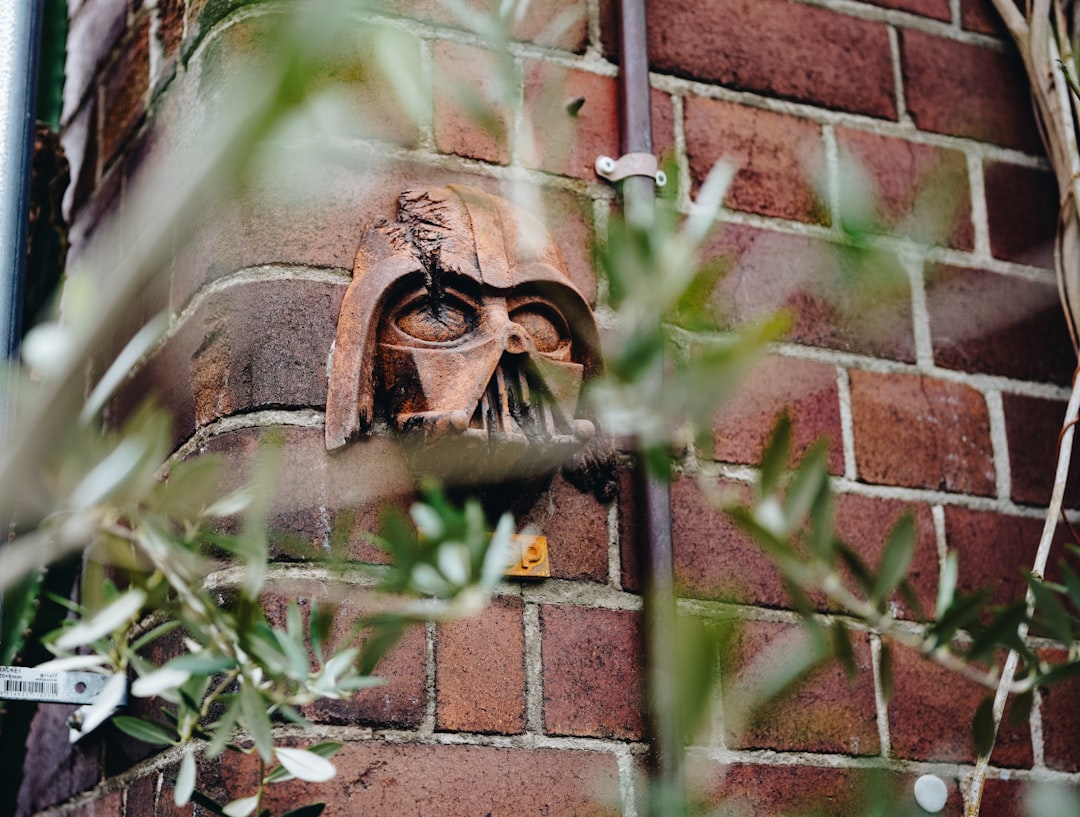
<box><xmin>965</xmin><ymin>365</ymin><xmax>1080</xmax><ymax>816</ymax></box>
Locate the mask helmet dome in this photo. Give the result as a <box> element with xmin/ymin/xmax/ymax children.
<box><xmin>325</xmin><ymin>184</ymin><xmax>602</xmax><ymax>451</ymax></box>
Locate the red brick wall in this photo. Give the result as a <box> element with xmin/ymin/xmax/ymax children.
<box><xmin>23</xmin><ymin>0</ymin><xmax>1080</xmax><ymax>815</ymax></box>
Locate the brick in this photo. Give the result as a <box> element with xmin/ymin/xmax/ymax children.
<box><xmin>541</xmin><ymin>605</ymin><xmax>645</xmax><ymax>739</ymax></box>
<box><xmin>102</xmin><ymin>18</ymin><xmax>152</xmax><ymax>165</ymax></box>
<box><xmin>984</xmin><ymin>162</ymin><xmax>1057</xmax><ymax>269</ymax></box>
<box><xmin>66</xmin><ymin>159</ymin><xmax>122</xmax><ymax>269</ymax></box>
<box><xmin>124</xmin><ymin>775</ymin><xmax>157</xmax><ymax>817</ymax></box>
<box><xmin>1037</xmin><ymin>649</ymin><xmax>1080</xmax><ymax>771</ymax></box>
<box><xmin>64</xmin><ymin>0</ymin><xmax>128</xmax><ymax>123</ymax></box>
<box><xmin>697</xmin><ymin>764</ymin><xmax>900</xmax><ymax>817</ymax></box>
<box><xmin>434</xmin><ymin>42</ymin><xmax>511</xmax><ymax>164</ymax></box>
<box><xmin>260</xmin><ymin>581</ymin><xmax>428</xmax><ymax>728</ymax></box>
<box><xmin>706</xmin><ymin>224</ymin><xmax>916</xmax><ymax>362</ymax></box>
<box><xmin>724</xmin><ymin>621</ymin><xmax>879</xmax><ymax>755</ymax></box>
<box><xmin>158</xmin><ymin>0</ymin><xmax>185</xmax><ymax>59</ymax></box>
<box><xmin>901</xmin><ymin>30</ymin><xmax>1041</xmax><ymax>152</ymax></box>
<box><xmin>685</xmin><ymin>97</ymin><xmax>826</xmax><ymax>224</ymax></box>
<box><xmin>709</xmin><ymin>355</ymin><xmax>844</xmax><ymax>474</ymax></box>
<box><xmin>519</xmin><ymin>472</ymin><xmax>609</xmax><ymax>582</ymax></box>
<box><xmin>961</xmin><ymin>0</ymin><xmax>1014</xmax><ymax>36</ymax></box>
<box><xmin>622</xmin><ymin>473</ymin><xmax>938</xmax><ymax>616</ymax></box>
<box><xmin>221</xmin><ymin>741</ymin><xmax>619</xmax><ymax>817</ymax></box>
<box><xmin>62</xmin><ymin>95</ymin><xmax>100</xmax><ymax>220</ymax></box>
<box><xmin>196</xmin><ymin>427</ymin><xmax>417</xmax><ymax>560</ymax></box>
<box><xmin>837</xmin><ymin>128</ymin><xmax>973</xmax><ymax>250</ymax></box>
<box><xmin>382</xmin><ymin>0</ymin><xmax>588</xmax><ymax>51</ymax></box>
<box><xmin>169</xmin><ymin>159</ymin><xmax>596</xmax><ymax>315</ymax></box>
<box><xmin>16</xmin><ymin>703</ymin><xmax>100</xmax><ymax>815</ymax></box>
<box><xmin>111</xmin><ymin>278</ymin><xmax>345</xmax><ymax>447</ymax></box>
<box><xmin>643</xmin><ymin>0</ymin><xmax>896</xmax><ymax>119</ymax></box>
<box><xmin>887</xmin><ymin>642</ymin><xmax>1032</xmax><ymax>765</ymax></box>
<box><xmin>196</xmin><ymin>13</ymin><xmax>419</xmax><ymax>145</ymax></box>
<box><xmin>65</xmin><ymin>790</ymin><xmax>123</xmax><ymax>817</ymax></box>
<box><xmin>436</xmin><ymin>595</ymin><xmax>525</xmax><ymax>733</ymax></box>
<box><xmin>926</xmin><ymin>265</ymin><xmax>1073</xmax><ymax>384</ymax></box>
<box><xmin>651</xmin><ymin>87</ymin><xmax>676</xmax><ymax>161</ymax></box>
<box><xmin>833</xmin><ymin>494</ymin><xmax>940</xmax><ymax>619</ymax></box>
<box><xmin>849</xmin><ymin>370</ymin><xmax>996</xmax><ymax>495</ymax></box>
<box><xmin>189</xmin><ymin>280</ymin><xmax>344</xmax><ymax>425</ymax></box>
<box><xmin>860</xmin><ymin>0</ymin><xmax>950</xmax><ymax>17</ymax></box>
<box><xmin>1004</xmin><ymin>393</ymin><xmax>1080</xmax><ymax>508</ymax></box>
<box><xmin>522</xmin><ymin>62</ymin><xmax>619</xmax><ymax>181</ymax></box>
<box><xmin>944</xmin><ymin>507</ymin><xmax>1068</xmax><ymax>611</ymax></box>
<box><xmin>979</xmin><ymin>778</ymin><xmax>1029</xmax><ymax>817</ymax></box>
<box><xmin>639</xmin><ymin>475</ymin><xmax>790</xmax><ymax>607</ymax></box>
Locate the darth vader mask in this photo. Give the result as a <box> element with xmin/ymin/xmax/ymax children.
<box><xmin>325</xmin><ymin>185</ymin><xmax>602</xmax><ymax>478</ymax></box>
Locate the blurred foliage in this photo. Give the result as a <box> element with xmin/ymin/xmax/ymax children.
<box><xmin>2</xmin><ymin>1</ymin><xmax>1076</xmax><ymax>817</ymax></box>
<box><xmin>727</xmin><ymin>413</ymin><xmax>1080</xmax><ymax>771</ymax></box>
<box><xmin>588</xmin><ymin>163</ymin><xmax>789</xmax><ymax>474</ymax></box>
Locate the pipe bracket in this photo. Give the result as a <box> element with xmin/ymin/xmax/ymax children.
<box><xmin>595</xmin><ymin>153</ymin><xmax>667</xmax><ymax>187</ymax></box>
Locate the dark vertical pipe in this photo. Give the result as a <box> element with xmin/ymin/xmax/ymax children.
<box><xmin>0</xmin><ymin>0</ymin><xmax>43</xmax><ymax>363</ymax></box>
<box><xmin>616</xmin><ymin>1</ymin><xmax>687</xmax><ymax>814</ymax></box>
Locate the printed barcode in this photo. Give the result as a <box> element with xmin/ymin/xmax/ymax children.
<box><xmin>3</xmin><ymin>679</ymin><xmax>59</xmax><ymax>697</ymax></box>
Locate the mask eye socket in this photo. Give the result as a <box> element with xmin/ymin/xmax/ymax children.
<box><xmin>395</xmin><ymin>296</ymin><xmax>475</xmax><ymax>344</ymax></box>
<box><xmin>509</xmin><ymin>303</ymin><xmax>571</xmax><ymax>355</ymax></box>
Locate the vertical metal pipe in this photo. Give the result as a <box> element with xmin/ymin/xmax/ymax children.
<box><xmin>0</xmin><ymin>0</ymin><xmax>42</xmax><ymax>361</ymax></box>
<box><xmin>616</xmin><ymin>1</ymin><xmax>688</xmax><ymax>814</ymax></box>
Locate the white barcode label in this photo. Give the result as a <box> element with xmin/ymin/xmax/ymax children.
<box><xmin>2</xmin><ymin>676</ymin><xmax>59</xmax><ymax>698</ymax></box>
<box><xmin>0</xmin><ymin>667</ymin><xmax>114</xmax><ymax>704</ymax></box>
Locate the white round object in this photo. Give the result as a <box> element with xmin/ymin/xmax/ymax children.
<box><xmin>914</xmin><ymin>774</ymin><xmax>949</xmax><ymax>813</ymax></box>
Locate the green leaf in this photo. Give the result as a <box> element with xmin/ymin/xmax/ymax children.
<box><xmin>175</xmin><ymin>746</ymin><xmax>196</xmax><ymax>807</ymax></box>
<box><xmin>55</xmin><ymin>588</ymin><xmax>147</xmax><ymax>650</ymax></box>
<box><xmin>936</xmin><ymin>550</ymin><xmax>959</xmax><ymax>617</ymax></box>
<box><xmin>674</xmin><ymin>616</ymin><xmax>721</xmax><ymax>743</ymax></box>
<box><xmin>129</xmin><ymin>619</ymin><xmax>182</xmax><ymax>652</ymax></box>
<box><xmin>1007</xmin><ymin>690</ymin><xmax>1034</xmax><ymax>729</ymax></box>
<box><xmin>274</xmin><ymin>625</ymin><xmax>313</xmax><ymax>680</ymax></box>
<box><xmin>870</xmin><ymin>514</ymin><xmax>915</xmax><ymax>606</ymax></box>
<box><xmin>1035</xmin><ymin>660</ymin><xmax>1080</xmax><ymax>686</ymax></box>
<box><xmin>359</xmin><ymin>617</ymin><xmax>405</xmax><ymax>676</ymax></box>
<box><xmin>879</xmin><ymin>642</ymin><xmax>894</xmax><ymax>705</ymax></box>
<box><xmin>273</xmin><ymin>747</ymin><xmax>336</xmax><ymax>782</ymax></box>
<box><xmin>831</xmin><ymin>621</ymin><xmax>857</xmax><ymax>684</ymax></box>
<box><xmin>1060</xmin><ymin>562</ymin><xmax>1080</xmax><ymax>615</ymax></box>
<box><xmin>759</xmin><ymin>414</ymin><xmax>791</xmax><ymax>497</ymax></box>
<box><xmin>112</xmin><ymin>716</ymin><xmax>179</xmax><ymax>745</ymax></box>
<box><xmin>805</xmin><ymin>475</ymin><xmax>835</xmax><ymax>562</ymax></box>
<box><xmin>309</xmin><ymin>599</ymin><xmax>329</xmax><ymax>666</ymax></box>
<box><xmin>188</xmin><ymin>790</ymin><xmax>230</xmax><ymax>817</ymax></box>
<box><xmin>1028</xmin><ymin>575</ymin><xmax>1074</xmax><ymax>646</ymax></box>
<box><xmin>929</xmin><ymin>587</ymin><xmax>994</xmax><ymax>648</ymax></box>
<box><xmin>836</xmin><ymin>543</ymin><xmax>875</xmax><ymax>598</ymax></box>
<box><xmin>781</xmin><ymin>439</ymin><xmax>830</xmax><ymax>530</ymax></box>
<box><xmin>152</xmin><ymin>455</ymin><xmax>224</xmax><ymax>520</ymax></box>
<box><xmin>264</xmin><ymin>741</ymin><xmax>343</xmax><ymax>783</ymax></box>
<box><xmin>239</xmin><ymin>682</ymin><xmax>274</xmax><ymax>763</ymax></box>
<box><xmin>167</xmin><ymin>653</ymin><xmax>239</xmax><ymax>674</ymax></box>
<box><xmin>972</xmin><ymin>696</ymin><xmax>997</xmax><ymax>758</ymax></box>
<box><xmin>967</xmin><ymin>600</ymin><xmax>1028</xmax><ymax>664</ymax></box>
<box><xmin>1</xmin><ymin>570</ymin><xmax>44</xmax><ymax>666</ymax></box>
<box><xmin>280</xmin><ymin>805</ymin><xmax>326</xmax><ymax>817</ymax></box>
<box><xmin>223</xmin><ymin>795</ymin><xmax>259</xmax><ymax>817</ymax></box>
<box><xmin>205</xmin><ymin>701</ymin><xmax>240</xmax><ymax>758</ymax></box>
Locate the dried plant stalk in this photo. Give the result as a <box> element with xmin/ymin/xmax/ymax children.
<box><xmin>975</xmin><ymin>3</ymin><xmax>1080</xmax><ymax>814</ymax></box>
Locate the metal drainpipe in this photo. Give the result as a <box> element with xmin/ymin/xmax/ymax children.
<box><xmin>0</xmin><ymin>0</ymin><xmax>43</xmax><ymax>363</ymax></box>
<box><xmin>615</xmin><ymin>1</ymin><xmax>688</xmax><ymax>814</ymax></box>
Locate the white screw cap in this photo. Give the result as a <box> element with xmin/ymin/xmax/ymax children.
<box><xmin>914</xmin><ymin>774</ymin><xmax>949</xmax><ymax>813</ymax></box>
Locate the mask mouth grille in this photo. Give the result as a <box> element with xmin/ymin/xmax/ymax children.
<box><xmin>469</xmin><ymin>356</ymin><xmax>567</xmax><ymax>441</ymax></box>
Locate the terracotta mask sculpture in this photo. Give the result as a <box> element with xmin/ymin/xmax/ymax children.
<box><xmin>325</xmin><ymin>184</ymin><xmax>604</xmax><ymax>482</ymax></box>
